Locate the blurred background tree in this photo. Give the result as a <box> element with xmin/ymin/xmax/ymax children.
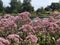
<box><xmin>10</xmin><ymin>0</ymin><xmax>18</xmax><ymax>13</ymax></box>
<box><xmin>0</xmin><ymin>0</ymin><xmax>3</xmax><ymax>13</ymax></box>
<box><xmin>0</xmin><ymin>0</ymin><xmax>60</xmax><ymax>17</ymax></box>
<box><xmin>17</xmin><ymin>0</ymin><xmax>22</xmax><ymax>13</ymax></box>
<box><xmin>22</xmin><ymin>0</ymin><xmax>34</xmax><ymax>12</ymax></box>
<box><xmin>4</xmin><ymin>6</ymin><xmax>11</xmax><ymax>13</ymax></box>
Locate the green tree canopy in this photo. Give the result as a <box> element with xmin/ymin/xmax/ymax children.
<box><xmin>10</xmin><ymin>0</ymin><xmax>22</xmax><ymax>13</ymax></box>
<box><xmin>22</xmin><ymin>0</ymin><xmax>34</xmax><ymax>12</ymax></box>
<box><xmin>45</xmin><ymin>2</ymin><xmax>60</xmax><ymax>11</ymax></box>
<box><xmin>50</xmin><ymin>3</ymin><xmax>60</xmax><ymax>11</ymax></box>
<box><xmin>0</xmin><ymin>0</ymin><xmax>3</xmax><ymax>12</ymax></box>
<box><xmin>4</xmin><ymin>6</ymin><xmax>11</xmax><ymax>13</ymax></box>
<box><xmin>17</xmin><ymin>0</ymin><xmax>22</xmax><ymax>13</ymax></box>
<box><xmin>36</xmin><ymin>7</ymin><xmax>45</xmax><ymax>13</ymax></box>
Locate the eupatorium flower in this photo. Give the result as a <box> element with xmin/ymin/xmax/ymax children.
<box><xmin>7</xmin><ymin>34</ymin><xmax>22</xmax><ymax>43</ymax></box>
<box><xmin>48</xmin><ymin>22</ymin><xmax>59</xmax><ymax>30</ymax></box>
<box><xmin>48</xmin><ymin>16</ymin><xmax>56</xmax><ymax>22</ymax></box>
<box><xmin>18</xmin><ymin>11</ymin><xmax>31</xmax><ymax>17</ymax></box>
<box><xmin>56</xmin><ymin>38</ymin><xmax>60</xmax><ymax>45</ymax></box>
<box><xmin>15</xmin><ymin>12</ymin><xmax>32</xmax><ymax>25</ymax></box>
<box><xmin>19</xmin><ymin>24</ymin><xmax>35</xmax><ymax>33</ymax></box>
<box><xmin>30</xmin><ymin>17</ymin><xmax>43</xmax><ymax>31</ymax></box>
<box><xmin>42</xmin><ymin>18</ymin><xmax>50</xmax><ymax>27</ymax></box>
<box><xmin>24</xmin><ymin>34</ymin><xmax>38</xmax><ymax>43</ymax></box>
<box><xmin>0</xmin><ymin>37</ymin><xmax>10</xmax><ymax>45</ymax></box>
<box><xmin>0</xmin><ymin>16</ymin><xmax>2</xmax><ymax>20</ymax></box>
<box><xmin>0</xmin><ymin>19</ymin><xmax>17</xmax><ymax>28</ymax></box>
<box><xmin>0</xmin><ymin>42</ymin><xmax>4</xmax><ymax>45</ymax></box>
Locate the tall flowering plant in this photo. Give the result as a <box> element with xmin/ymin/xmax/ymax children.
<box><xmin>0</xmin><ymin>12</ymin><xmax>60</xmax><ymax>45</ymax></box>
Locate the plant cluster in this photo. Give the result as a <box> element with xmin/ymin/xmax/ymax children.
<box><xmin>0</xmin><ymin>12</ymin><xmax>60</xmax><ymax>45</ymax></box>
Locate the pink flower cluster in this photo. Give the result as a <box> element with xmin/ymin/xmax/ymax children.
<box><xmin>0</xmin><ymin>37</ymin><xmax>10</xmax><ymax>45</ymax></box>
<box><xmin>24</xmin><ymin>34</ymin><xmax>38</xmax><ymax>43</ymax></box>
<box><xmin>7</xmin><ymin>34</ymin><xmax>22</xmax><ymax>43</ymax></box>
<box><xmin>19</xmin><ymin>24</ymin><xmax>35</xmax><ymax>34</ymax></box>
<box><xmin>57</xmin><ymin>38</ymin><xmax>60</xmax><ymax>45</ymax></box>
<box><xmin>15</xmin><ymin>12</ymin><xmax>32</xmax><ymax>25</ymax></box>
<box><xmin>0</xmin><ymin>12</ymin><xmax>60</xmax><ymax>45</ymax></box>
<box><xmin>0</xmin><ymin>19</ymin><xmax>17</xmax><ymax>28</ymax></box>
<box><xmin>31</xmin><ymin>17</ymin><xmax>43</xmax><ymax>31</ymax></box>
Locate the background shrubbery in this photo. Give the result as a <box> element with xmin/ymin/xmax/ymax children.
<box><xmin>0</xmin><ymin>0</ymin><xmax>60</xmax><ymax>17</ymax></box>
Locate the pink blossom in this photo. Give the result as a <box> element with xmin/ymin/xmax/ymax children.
<box><xmin>19</xmin><ymin>24</ymin><xmax>35</xmax><ymax>33</ymax></box>
<box><xmin>0</xmin><ymin>19</ymin><xmax>17</xmax><ymax>28</ymax></box>
<box><xmin>0</xmin><ymin>37</ymin><xmax>10</xmax><ymax>45</ymax></box>
<box><xmin>7</xmin><ymin>34</ymin><xmax>22</xmax><ymax>43</ymax></box>
<box><xmin>0</xmin><ymin>16</ymin><xmax>2</xmax><ymax>20</ymax></box>
<box><xmin>24</xmin><ymin>34</ymin><xmax>38</xmax><ymax>43</ymax></box>
<box><xmin>15</xmin><ymin>12</ymin><xmax>32</xmax><ymax>25</ymax></box>
<box><xmin>48</xmin><ymin>16</ymin><xmax>56</xmax><ymax>22</ymax></box>
<box><xmin>57</xmin><ymin>38</ymin><xmax>60</xmax><ymax>45</ymax></box>
<box><xmin>30</xmin><ymin>17</ymin><xmax>43</xmax><ymax>31</ymax></box>
<box><xmin>18</xmin><ymin>12</ymin><xmax>31</xmax><ymax>17</ymax></box>
<box><xmin>42</xmin><ymin>18</ymin><xmax>50</xmax><ymax>27</ymax></box>
<box><xmin>47</xmin><ymin>22</ymin><xmax>60</xmax><ymax>33</ymax></box>
<box><xmin>32</xmin><ymin>17</ymin><xmax>42</xmax><ymax>27</ymax></box>
<box><xmin>0</xmin><ymin>42</ymin><xmax>4</xmax><ymax>45</ymax></box>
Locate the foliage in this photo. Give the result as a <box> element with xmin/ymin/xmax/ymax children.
<box><xmin>45</xmin><ymin>2</ymin><xmax>60</xmax><ymax>11</ymax></box>
<box><xmin>0</xmin><ymin>0</ymin><xmax>3</xmax><ymax>13</ymax></box>
<box><xmin>1</xmin><ymin>0</ymin><xmax>60</xmax><ymax>18</ymax></box>
<box><xmin>22</xmin><ymin>0</ymin><xmax>34</xmax><ymax>12</ymax></box>
<box><xmin>4</xmin><ymin>6</ymin><xmax>11</xmax><ymax>13</ymax></box>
